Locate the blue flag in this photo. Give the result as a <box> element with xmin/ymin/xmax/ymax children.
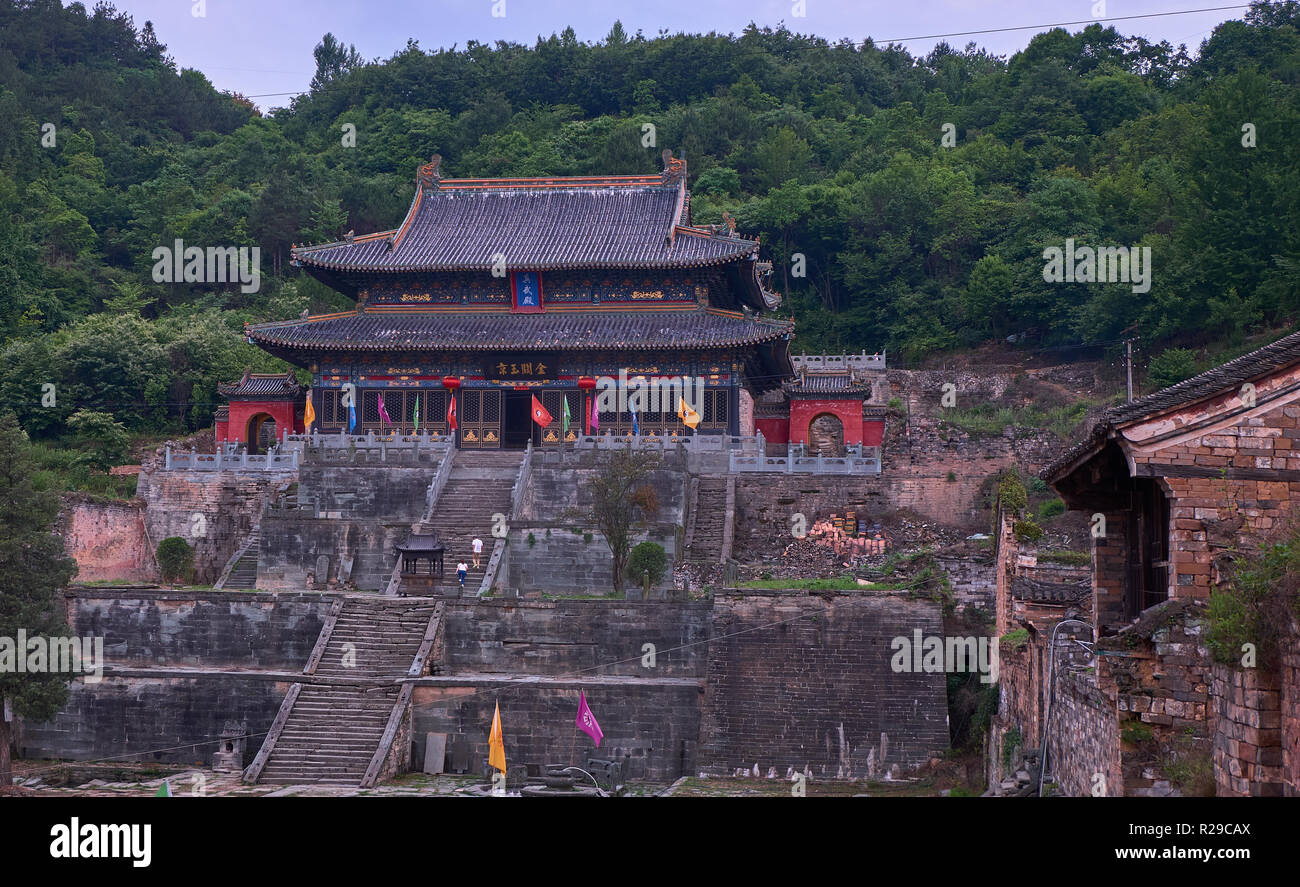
<box><xmin>630</xmin><ymin>403</ymin><xmax>639</xmax><ymax>435</ymax></box>
<box><xmin>348</xmin><ymin>399</ymin><xmax>357</xmax><ymax>433</ymax></box>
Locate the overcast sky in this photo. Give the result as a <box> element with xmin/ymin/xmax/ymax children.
<box><xmin>102</xmin><ymin>1</ymin><xmax>1254</xmax><ymax>111</ymax></box>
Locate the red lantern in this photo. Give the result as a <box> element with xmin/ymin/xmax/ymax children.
<box><xmin>442</xmin><ymin>376</ymin><xmax>461</xmax><ymax>390</ymax></box>
<box><xmin>577</xmin><ymin>376</ymin><xmax>596</xmax><ymax>391</ymax></box>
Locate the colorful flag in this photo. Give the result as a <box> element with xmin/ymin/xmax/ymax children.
<box><xmin>377</xmin><ymin>392</ymin><xmax>394</xmax><ymax>428</ymax></box>
<box><xmin>488</xmin><ymin>701</ymin><xmax>507</xmax><ymax>774</ymax></box>
<box><xmin>447</xmin><ymin>392</ymin><xmax>458</xmax><ymax>433</ymax></box>
<box><xmin>677</xmin><ymin>394</ymin><xmax>701</xmax><ymax>430</ymax></box>
<box><xmin>347</xmin><ymin>397</ymin><xmax>357</xmax><ymax>433</ymax></box>
<box><xmin>303</xmin><ymin>390</ymin><xmax>316</xmax><ymax>433</ymax></box>
<box><xmin>531</xmin><ymin>394</ymin><xmax>553</xmax><ymax>427</ymax></box>
<box><xmin>154</xmin><ymin>780</ymin><xmax>171</xmax><ymax>797</ymax></box>
<box><xmin>590</xmin><ymin>397</ymin><xmax>599</xmax><ymax>433</ymax></box>
<box><xmin>575</xmin><ymin>691</ymin><xmax>603</xmax><ymax>748</ymax></box>
<box><xmin>412</xmin><ymin>395</ymin><xmax>420</xmax><ymax>433</ymax></box>
<box><xmin>630</xmin><ymin>402</ymin><xmax>639</xmax><ymax>435</ymax></box>
<box><xmin>562</xmin><ymin>395</ymin><xmax>571</xmax><ymax>436</ymax></box>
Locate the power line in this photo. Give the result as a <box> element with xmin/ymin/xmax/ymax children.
<box><xmin>876</xmin><ymin>3</ymin><xmax>1253</xmax><ymax>43</ymax></box>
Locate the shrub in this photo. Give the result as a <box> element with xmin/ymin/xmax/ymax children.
<box><xmin>157</xmin><ymin>537</ymin><xmax>195</xmax><ymax>584</ymax></box>
<box><xmin>626</xmin><ymin>541</ymin><xmax>668</xmax><ymax>587</ymax></box>
<box><xmin>997</xmin><ymin>471</ymin><xmax>1027</xmax><ymax>516</ymax></box>
<box><xmin>1013</xmin><ymin>519</ymin><xmax>1044</xmax><ymax>543</ymax></box>
<box><xmin>1037</xmin><ymin>499</ymin><xmax>1066</xmax><ymax>521</ymax></box>
<box><xmin>1148</xmin><ymin>347</ymin><xmax>1197</xmax><ymax>390</ymax></box>
<box><xmin>1040</xmin><ymin>549</ymin><xmax>1090</xmax><ymax>566</ymax></box>
<box><xmin>1001</xmin><ymin>628</ymin><xmax>1029</xmax><ymax>650</ymax></box>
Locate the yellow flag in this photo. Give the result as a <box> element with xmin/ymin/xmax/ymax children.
<box><xmin>488</xmin><ymin>701</ymin><xmax>507</xmax><ymax>773</ymax></box>
<box><xmin>677</xmin><ymin>395</ymin><xmax>700</xmax><ymax>430</ymax></box>
<box><xmin>303</xmin><ymin>389</ymin><xmax>316</xmax><ymax>433</ymax></box>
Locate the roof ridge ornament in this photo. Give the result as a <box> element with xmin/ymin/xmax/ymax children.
<box><xmin>417</xmin><ymin>153</ymin><xmax>442</xmax><ymax>188</ymax></box>
<box><xmin>661</xmin><ymin>148</ymin><xmax>686</xmax><ymax>186</ymax></box>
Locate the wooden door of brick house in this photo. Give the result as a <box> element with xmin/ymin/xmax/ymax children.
<box><xmin>1125</xmin><ymin>480</ymin><xmax>1170</xmax><ymax>620</ymax></box>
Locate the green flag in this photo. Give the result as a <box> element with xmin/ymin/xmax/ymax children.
<box><xmin>562</xmin><ymin>395</ymin><xmax>571</xmax><ymax>435</ymax></box>
<box><xmin>413</xmin><ymin>395</ymin><xmax>420</xmax><ymax>433</ymax></box>
<box><xmin>155</xmin><ymin>780</ymin><xmax>171</xmax><ymax>797</ymax></box>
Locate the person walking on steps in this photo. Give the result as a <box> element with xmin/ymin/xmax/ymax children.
<box><xmin>457</xmin><ymin>560</ymin><xmax>468</xmax><ymax>590</ymax></box>
<box><xmin>472</xmin><ymin>537</ymin><xmax>483</xmax><ymax>569</ymax></box>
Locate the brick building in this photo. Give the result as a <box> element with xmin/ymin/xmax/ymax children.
<box><xmin>1014</xmin><ymin>329</ymin><xmax>1300</xmax><ymax>795</ymax></box>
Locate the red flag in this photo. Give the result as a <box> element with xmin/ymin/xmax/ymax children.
<box><xmin>531</xmin><ymin>394</ymin><xmax>552</xmax><ymax>427</ymax></box>
<box><xmin>447</xmin><ymin>392</ymin><xmax>458</xmax><ymax>432</ymax></box>
<box><xmin>584</xmin><ymin>396</ymin><xmax>591</xmax><ymax>436</ymax></box>
<box><xmin>575</xmin><ymin>691</ymin><xmax>603</xmax><ymax>748</ymax></box>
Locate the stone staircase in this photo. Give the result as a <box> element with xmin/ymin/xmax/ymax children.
<box><xmin>412</xmin><ymin>449</ymin><xmax>524</xmax><ymax>594</ymax></box>
<box><xmin>221</xmin><ymin>529</ymin><xmax>260</xmax><ymax>589</ymax></box>
<box><xmin>253</xmin><ymin>597</ymin><xmax>438</xmax><ymax>785</ymax></box>
<box><xmin>685</xmin><ymin>476</ymin><xmax>727</xmax><ymax>563</ymax></box>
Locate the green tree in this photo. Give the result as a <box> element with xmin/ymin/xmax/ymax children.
<box><xmin>156</xmin><ymin>537</ymin><xmax>195</xmax><ymax>585</ymax></box>
<box><xmin>1147</xmin><ymin>348</ymin><xmax>1197</xmax><ymax>390</ymax></box>
<box><xmin>626</xmin><ymin>541</ymin><xmax>668</xmax><ymax>588</ymax></box>
<box><xmin>589</xmin><ymin>450</ymin><xmax>661</xmax><ymax>594</ymax></box>
<box><xmin>66</xmin><ymin>410</ymin><xmax>130</xmax><ymax>473</ymax></box>
<box><xmin>0</xmin><ymin>412</ymin><xmax>79</xmax><ymax>787</ymax></box>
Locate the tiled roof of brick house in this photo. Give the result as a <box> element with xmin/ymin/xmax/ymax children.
<box><xmin>216</xmin><ymin>371</ymin><xmax>302</xmax><ymax>399</ymax></box>
<box><xmin>1044</xmin><ymin>327</ymin><xmax>1300</xmax><ymax>481</ymax></box>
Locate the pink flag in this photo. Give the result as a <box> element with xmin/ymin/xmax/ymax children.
<box><xmin>589</xmin><ymin>397</ymin><xmax>599</xmax><ymax>434</ymax></box>
<box><xmin>377</xmin><ymin>392</ymin><xmax>394</xmax><ymax>428</ymax></box>
<box><xmin>575</xmin><ymin>691</ymin><xmax>603</xmax><ymax>748</ymax></box>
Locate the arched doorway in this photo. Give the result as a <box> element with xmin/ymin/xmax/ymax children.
<box><xmin>247</xmin><ymin>413</ymin><xmax>277</xmax><ymax>454</ymax></box>
<box><xmin>807</xmin><ymin>413</ymin><xmax>844</xmax><ymax>456</ymax></box>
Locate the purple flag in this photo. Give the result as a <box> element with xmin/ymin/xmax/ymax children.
<box><xmin>575</xmin><ymin>691</ymin><xmax>603</xmax><ymax>748</ymax></box>
<box><xmin>377</xmin><ymin>392</ymin><xmax>394</xmax><ymax>428</ymax></box>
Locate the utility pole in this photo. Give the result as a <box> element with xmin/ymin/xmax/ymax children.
<box><xmin>1125</xmin><ymin>339</ymin><xmax>1134</xmax><ymax>403</ymax></box>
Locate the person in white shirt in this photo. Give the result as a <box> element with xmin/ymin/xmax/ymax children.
<box><xmin>457</xmin><ymin>561</ymin><xmax>468</xmax><ymax>588</ymax></box>
<box><xmin>472</xmin><ymin>537</ymin><xmax>484</xmax><ymax>568</ymax></box>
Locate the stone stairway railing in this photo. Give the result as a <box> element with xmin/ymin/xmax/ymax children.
<box><xmin>243</xmin><ymin>598</ymin><xmax>344</xmax><ymax>783</ymax></box>
<box><xmin>360</xmin><ymin>601</ymin><xmax>443</xmax><ymax>788</ymax></box>
<box><xmin>476</xmin><ymin>442</ymin><xmax>530</xmax><ymax>598</ymax></box>
<box><xmin>213</xmin><ymin>529</ymin><xmax>257</xmax><ymax>590</ymax></box>
<box><xmin>383</xmin><ymin>447</ymin><xmax>457</xmax><ymax>597</ymax></box>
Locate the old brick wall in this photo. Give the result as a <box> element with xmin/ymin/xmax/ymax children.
<box><xmin>136</xmin><ymin>468</ymin><xmax>296</xmax><ymax>582</ymax></box>
<box><xmin>1047</xmin><ymin>672</ymin><xmax>1121</xmax><ymax>797</ymax></box>
<box><xmin>440</xmin><ymin>599</ymin><xmax>711</xmax><ymax>677</ymax></box>
<box><xmin>16</xmin><ymin>675</ymin><xmax>290</xmax><ymax>766</ymax></box>
<box><xmin>59</xmin><ymin>497</ymin><xmax>156</xmax><ymax>583</ymax></box>
<box><xmin>65</xmin><ymin>589</ymin><xmax>332</xmax><ymax>669</ymax></box>
<box><xmin>297</xmin><ymin>464</ymin><xmax>439</xmax><ymax>521</ymax></box>
<box><xmin>1212</xmin><ymin>664</ymin><xmax>1285</xmax><ymax>796</ymax></box>
<box><xmin>504</xmin><ymin>526</ymin><xmax>680</xmax><ymax>595</ymax></box>
<box><xmin>410</xmin><ymin>677</ymin><xmax>701</xmax><ymax>781</ymax></box>
<box><xmin>1282</xmin><ymin>624</ymin><xmax>1300</xmax><ymax>796</ymax></box>
<box><xmin>257</xmin><ymin>514</ymin><xmax>407</xmax><ymax>591</ymax></box>
<box><xmin>698</xmin><ymin>592</ymin><xmax>950</xmax><ymax>778</ymax></box>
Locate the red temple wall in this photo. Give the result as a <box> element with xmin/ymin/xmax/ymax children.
<box><xmin>789</xmin><ymin>399</ymin><xmax>864</xmax><ymax>446</ymax></box>
<box><xmin>224</xmin><ymin>401</ymin><xmax>300</xmax><ymax>445</ymax></box>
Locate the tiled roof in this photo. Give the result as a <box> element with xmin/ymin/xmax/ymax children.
<box><xmin>1011</xmin><ymin>576</ymin><xmax>1091</xmax><ymax>604</ymax></box>
<box><xmin>785</xmin><ymin>372</ymin><xmax>872</xmax><ymax>396</ymax></box>
<box><xmin>217</xmin><ymin>371</ymin><xmax>302</xmax><ymax>398</ymax></box>
<box><xmin>292</xmin><ymin>177</ymin><xmax>758</xmax><ymax>273</ymax></box>
<box><xmin>245</xmin><ymin>308</ymin><xmax>794</xmax><ymax>354</ymax></box>
<box><xmin>1044</xmin><ymin>327</ymin><xmax>1300</xmax><ymax>481</ymax></box>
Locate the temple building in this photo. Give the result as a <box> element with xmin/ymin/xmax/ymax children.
<box><xmin>225</xmin><ymin>151</ymin><xmax>795</xmax><ymax>449</ymax></box>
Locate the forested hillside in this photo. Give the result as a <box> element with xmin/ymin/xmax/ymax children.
<box><xmin>1</xmin><ymin>0</ymin><xmax>1298</xmax><ymax>445</ymax></box>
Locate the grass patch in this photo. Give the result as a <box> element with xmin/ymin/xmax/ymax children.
<box><xmin>940</xmin><ymin>401</ymin><xmax>1091</xmax><ymax>439</ymax></box>
<box><xmin>1000</xmin><ymin>628</ymin><xmax>1029</xmax><ymax>650</ymax></box>
<box><xmin>733</xmin><ymin>575</ymin><xmax>904</xmax><ymax>591</ymax></box>
<box><xmin>1039</xmin><ymin>549</ymin><xmax>1090</xmax><ymax>566</ymax></box>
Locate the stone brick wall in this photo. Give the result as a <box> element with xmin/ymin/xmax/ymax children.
<box><xmin>258</xmin><ymin>514</ymin><xmax>408</xmax><ymax>591</ymax></box>
<box><xmin>440</xmin><ymin>599</ymin><xmax>711</xmax><ymax>677</ymax></box>
<box><xmin>522</xmin><ymin>461</ymin><xmax>688</xmax><ymax>526</ymax></box>
<box><xmin>16</xmin><ymin>674</ymin><xmax>289</xmax><ymax>766</ymax></box>
<box><xmin>410</xmin><ymin>677</ymin><xmax>701</xmax><ymax>781</ymax></box>
<box><xmin>65</xmin><ymin>589</ymin><xmax>332</xmax><ymax>669</ymax></box>
<box><xmin>698</xmin><ymin>592</ymin><xmax>950</xmax><ymax>778</ymax></box>
<box><xmin>936</xmin><ymin>553</ymin><xmax>996</xmax><ymax>614</ymax></box>
<box><xmin>136</xmin><ymin>468</ymin><xmax>296</xmax><ymax>582</ymax></box>
<box><xmin>1282</xmin><ymin>625</ymin><xmax>1300</xmax><ymax>796</ymax></box>
<box><xmin>297</xmin><ymin>464</ymin><xmax>439</xmax><ymax>521</ymax></box>
<box><xmin>504</xmin><ymin>526</ymin><xmax>679</xmax><ymax>595</ymax></box>
<box><xmin>58</xmin><ymin>497</ymin><xmax>156</xmax><ymax>583</ymax></box>
<box><xmin>1048</xmin><ymin>672</ymin><xmax>1120</xmax><ymax>797</ymax></box>
<box><xmin>1212</xmin><ymin>664</ymin><xmax>1285</xmax><ymax>796</ymax></box>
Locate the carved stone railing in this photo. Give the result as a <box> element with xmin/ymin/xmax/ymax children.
<box><xmin>730</xmin><ymin>443</ymin><xmax>881</xmax><ymax>475</ymax></box>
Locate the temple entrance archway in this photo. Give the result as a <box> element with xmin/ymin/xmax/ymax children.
<box><xmin>247</xmin><ymin>413</ymin><xmax>277</xmax><ymax>454</ymax></box>
<box><xmin>807</xmin><ymin>413</ymin><xmax>844</xmax><ymax>456</ymax></box>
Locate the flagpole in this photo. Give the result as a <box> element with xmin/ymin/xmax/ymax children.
<box><xmin>569</xmin><ymin>688</ymin><xmax>580</xmax><ymax>766</ymax></box>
